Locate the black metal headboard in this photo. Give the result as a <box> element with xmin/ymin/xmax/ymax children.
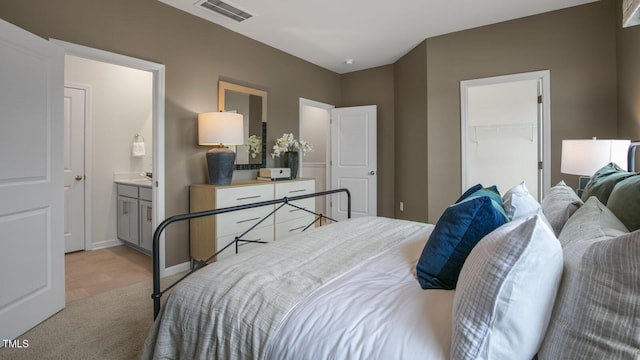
<box><xmin>628</xmin><ymin>141</ymin><xmax>640</xmax><ymax>172</ymax></box>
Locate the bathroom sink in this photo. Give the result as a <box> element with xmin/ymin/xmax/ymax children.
<box><xmin>115</xmin><ymin>178</ymin><xmax>153</xmax><ymax>187</ymax></box>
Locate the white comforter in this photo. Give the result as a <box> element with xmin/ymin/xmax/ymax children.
<box><xmin>143</xmin><ymin>216</ymin><xmax>452</xmax><ymax>360</ymax></box>
<box><xmin>265</xmin><ymin>224</ymin><xmax>453</xmax><ymax>360</ymax></box>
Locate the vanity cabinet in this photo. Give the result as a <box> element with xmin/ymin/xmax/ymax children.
<box><xmin>116</xmin><ymin>183</ymin><xmax>152</xmax><ymax>254</ymax></box>
<box><xmin>139</xmin><ymin>187</ymin><xmax>153</xmax><ymax>252</ymax></box>
<box><xmin>189</xmin><ymin>179</ymin><xmax>316</xmax><ymax>263</ymax></box>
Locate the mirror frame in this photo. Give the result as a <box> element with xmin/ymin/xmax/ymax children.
<box><xmin>218</xmin><ymin>80</ymin><xmax>267</xmax><ymax>170</ymax></box>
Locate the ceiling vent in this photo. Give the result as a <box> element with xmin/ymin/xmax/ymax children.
<box><xmin>198</xmin><ymin>0</ymin><xmax>253</xmax><ymax>22</ymax></box>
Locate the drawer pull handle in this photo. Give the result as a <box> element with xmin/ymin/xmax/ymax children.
<box><xmin>289</xmin><ymin>226</ymin><xmax>306</xmax><ymax>232</ymax></box>
<box><xmin>237</xmin><ymin>195</ymin><xmax>261</xmax><ymax>201</ymax></box>
<box><xmin>289</xmin><ymin>189</ymin><xmax>306</xmax><ymax>194</ymax></box>
<box><xmin>237</xmin><ymin>217</ymin><xmax>261</xmax><ymax>224</ymax></box>
<box><xmin>289</xmin><ymin>209</ymin><xmax>301</xmax><ymax>213</ymax></box>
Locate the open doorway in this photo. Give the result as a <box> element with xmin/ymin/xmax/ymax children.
<box><xmin>50</xmin><ymin>40</ymin><xmax>171</xmax><ymax>301</ymax></box>
<box><xmin>460</xmin><ymin>70</ymin><xmax>551</xmax><ymax>200</ymax></box>
<box><xmin>299</xmin><ymin>98</ymin><xmax>333</xmax><ymax>216</ymax></box>
<box><xmin>299</xmin><ymin>99</ymin><xmax>378</xmax><ymax>220</ymax></box>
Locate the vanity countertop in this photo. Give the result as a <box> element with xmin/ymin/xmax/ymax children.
<box><xmin>114</xmin><ymin>179</ymin><xmax>152</xmax><ymax>188</ymax></box>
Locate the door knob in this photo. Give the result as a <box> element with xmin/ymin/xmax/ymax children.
<box><xmin>369</xmin><ymin>171</ymin><xmax>375</xmax><ymax>176</ymax></box>
<box><xmin>75</xmin><ymin>175</ymin><xmax>83</xmax><ymax>181</ymax></box>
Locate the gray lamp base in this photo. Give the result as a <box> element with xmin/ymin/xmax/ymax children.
<box><xmin>206</xmin><ymin>146</ymin><xmax>236</xmax><ymax>185</ymax></box>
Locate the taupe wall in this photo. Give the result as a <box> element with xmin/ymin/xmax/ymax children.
<box><xmin>340</xmin><ymin>65</ymin><xmax>395</xmax><ymax>218</ymax></box>
<box><xmin>617</xmin><ymin>0</ymin><xmax>640</xmax><ymax>143</ymax></box>
<box><xmin>3</xmin><ymin>0</ymin><xmax>639</xmax><ymax>265</ymax></box>
<box><xmin>393</xmin><ymin>0</ymin><xmax>619</xmax><ymax>223</ymax></box>
<box><xmin>393</xmin><ymin>43</ymin><xmax>428</xmax><ymax>221</ymax></box>
<box><xmin>0</xmin><ymin>0</ymin><xmax>341</xmax><ymax>266</ymax></box>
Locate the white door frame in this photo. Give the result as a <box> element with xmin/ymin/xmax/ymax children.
<box><xmin>460</xmin><ymin>70</ymin><xmax>551</xmax><ymax>199</ymax></box>
<box><xmin>49</xmin><ymin>39</ymin><xmax>175</xmax><ymax>277</ymax></box>
<box><xmin>299</xmin><ymin>98</ymin><xmax>334</xmax><ymax>215</ymax></box>
<box><xmin>64</xmin><ymin>82</ymin><xmax>91</xmax><ymax>252</ymax></box>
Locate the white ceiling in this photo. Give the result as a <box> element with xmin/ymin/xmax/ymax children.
<box><xmin>159</xmin><ymin>0</ymin><xmax>599</xmax><ymax>74</ymax></box>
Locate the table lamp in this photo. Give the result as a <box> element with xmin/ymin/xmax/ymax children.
<box><xmin>561</xmin><ymin>138</ymin><xmax>631</xmax><ymax>195</ymax></box>
<box><xmin>198</xmin><ymin>111</ymin><xmax>244</xmax><ymax>185</ymax></box>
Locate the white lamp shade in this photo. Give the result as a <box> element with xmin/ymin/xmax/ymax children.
<box><xmin>198</xmin><ymin>112</ymin><xmax>244</xmax><ymax>145</ymax></box>
<box><xmin>561</xmin><ymin>139</ymin><xmax>631</xmax><ymax>176</ymax></box>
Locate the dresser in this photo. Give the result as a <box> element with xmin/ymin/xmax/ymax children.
<box><xmin>189</xmin><ymin>179</ymin><xmax>316</xmax><ymax>262</ymax></box>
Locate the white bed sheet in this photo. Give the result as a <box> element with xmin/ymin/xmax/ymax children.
<box><xmin>265</xmin><ymin>224</ymin><xmax>454</xmax><ymax>360</ymax></box>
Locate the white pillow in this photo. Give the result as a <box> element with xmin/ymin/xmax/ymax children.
<box><xmin>502</xmin><ymin>181</ymin><xmax>542</xmax><ymax>220</ymax></box>
<box><xmin>451</xmin><ymin>215</ymin><xmax>563</xmax><ymax>360</ymax></box>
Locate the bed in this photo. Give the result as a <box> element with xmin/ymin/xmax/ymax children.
<box><xmin>143</xmin><ymin>143</ymin><xmax>640</xmax><ymax>360</ymax></box>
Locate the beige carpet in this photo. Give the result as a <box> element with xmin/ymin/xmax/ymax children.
<box><xmin>0</xmin><ymin>275</ymin><xmax>182</xmax><ymax>360</ymax></box>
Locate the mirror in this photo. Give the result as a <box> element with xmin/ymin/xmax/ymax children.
<box><xmin>218</xmin><ymin>80</ymin><xmax>267</xmax><ymax>169</ymax></box>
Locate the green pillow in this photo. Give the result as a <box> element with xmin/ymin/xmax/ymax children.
<box><xmin>581</xmin><ymin>163</ymin><xmax>635</xmax><ymax>204</ymax></box>
<box><xmin>606</xmin><ymin>175</ymin><xmax>640</xmax><ymax>231</ymax></box>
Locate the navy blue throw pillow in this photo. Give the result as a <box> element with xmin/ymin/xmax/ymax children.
<box><xmin>416</xmin><ymin>196</ymin><xmax>507</xmax><ymax>290</ymax></box>
<box><xmin>455</xmin><ymin>183</ymin><xmax>483</xmax><ymax>204</ymax></box>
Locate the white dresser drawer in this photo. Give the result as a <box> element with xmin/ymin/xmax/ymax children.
<box><xmin>275</xmin><ymin>179</ymin><xmax>315</xmax><ymax>199</ymax></box>
<box><xmin>216</xmin><ymin>206</ymin><xmax>274</xmax><ymax>237</ymax></box>
<box><xmin>276</xmin><ymin>215</ymin><xmax>316</xmax><ymax>240</ymax></box>
<box><xmin>216</xmin><ymin>184</ymin><xmax>273</xmax><ymax>208</ymax></box>
<box><xmin>276</xmin><ymin>197</ymin><xmax>315</xmax><ymax>223</ymax></box>
<box><xmin>216</xmin><ymin>225</ymin><xmax>274</xmax><ymax>260</ymax></box>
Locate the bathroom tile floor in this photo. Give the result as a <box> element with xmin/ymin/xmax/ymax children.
<box><xmin>65</xmin><ymin>245</ymin><xmax>152</xmax><ymax>303</ymax></box>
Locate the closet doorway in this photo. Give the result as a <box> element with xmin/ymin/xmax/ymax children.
<box><xmin>460</xmin><ymin>70</ymin><xmax>550</xmax><ymax>200</ymax></box>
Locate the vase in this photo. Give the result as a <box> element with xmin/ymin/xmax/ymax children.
<box><xmin>284</xmin><ymin>151</ymin><xmax>299</xmax><ymax>179</ymax></box>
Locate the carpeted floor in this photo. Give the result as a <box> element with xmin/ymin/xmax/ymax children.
<box><xmin>0</xmin><ymin>275</ymin><xmax>181</xmax><ymax>360</ymax></box>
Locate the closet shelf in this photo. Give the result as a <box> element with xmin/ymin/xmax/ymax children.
<box><xmin>469</xmin><ymin>122</ymin><xmax>537</xmax><ymax>143</ymax></box>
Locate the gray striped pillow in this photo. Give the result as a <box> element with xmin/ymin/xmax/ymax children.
<box><xmin>541</xmin><ymin>181</ymin><xmax>583</xmax><ymax>236</ymax></box>
<box><xmin>538</xmin><ymin>230</ymin><xmax>640</xmax><ymax>359</ymax></box>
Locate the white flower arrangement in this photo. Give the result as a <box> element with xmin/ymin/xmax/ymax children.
<box><xmin>271</xmin><ymin>133</ymin><xmax>313</xmax><ymax>158</ymax></box>
<box><xmin>247</xmin><ymin>135</ymin><xmax>261</xmax><ymax>158</ymax></box>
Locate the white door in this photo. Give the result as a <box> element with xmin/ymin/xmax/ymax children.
<box><xmin>461</xmin><ymin>71</ymin><xmax>551</xmax><ymax>200</ymax></box>
<box><xmin>64</xmin><ymin>86</ymin><xmax>86</xmax><ymax>253</ymax></box>
<box><xmin>0</xmin><ymin>19</ymin><xmax>65</xmax><ymax>341</ymax></box>
<box><xmin>330</xmin><ymin>105</ymin><xmax>377</xmax><ymax>220</ymax></box>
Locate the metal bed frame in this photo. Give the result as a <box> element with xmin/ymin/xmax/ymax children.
<box><xmin>150</xmin><ymin>188</ymin><xmax>351</xmax><ymax>319</ymax></box>
<box><xmin>628</xmin><ymin>141</ymin><xmax>640</xmax><ymax>172</ymax></box>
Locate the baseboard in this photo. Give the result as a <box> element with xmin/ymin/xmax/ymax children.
<box><xmin>90</xmin><ymin>239</ymin><xmax>124</xmax><ymax>250</ymax></box>
<box><xmin>161</xmin><ymin>261</ymin><xmax>190</xmax><ymax>278</ymax></box>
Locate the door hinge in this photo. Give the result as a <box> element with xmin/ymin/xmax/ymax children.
<box><xmin>537</xmin><ymin>95</ymin><xmax>542</xmax><ymax>104</ymax></box>
<box><xmin>538</xmin><ymin>161</ymin><xmax>543</xmax><ymax>170</ymax></box>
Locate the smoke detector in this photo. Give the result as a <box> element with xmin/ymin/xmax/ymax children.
<box><xmin>197</xmin><ymin>0</ymin><xmax>253</xmax><ymax>22</ymax></box>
